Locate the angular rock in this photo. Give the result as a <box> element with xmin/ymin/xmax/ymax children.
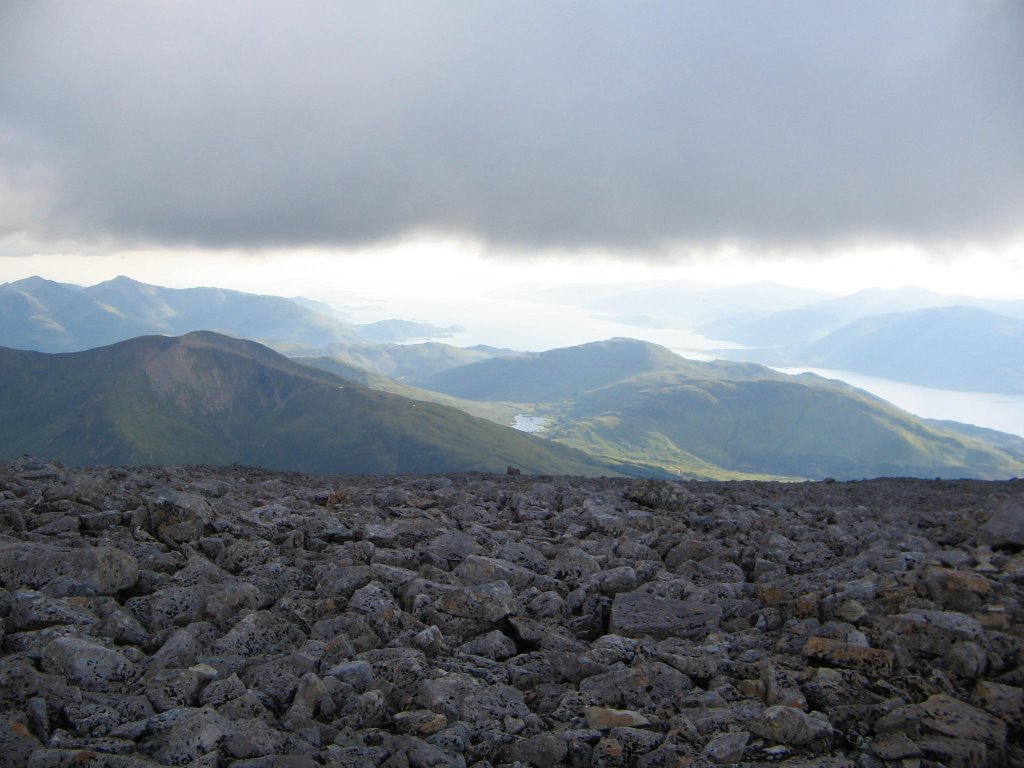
<box><xmin>883</xmin><ymin>610</ymin><xmax>986</xmax><ymax>657</ymax></box>
<box><xmin>703</xmin><ymin>730</ymin><xmax>750</xmax><ymax>764</ymax></box>
<box><xmin>977</xmin><ymin>494</ymin><xmax>1024</xmax><ymax>550</ymax></box>
<box><xmin>417</xmin><ymin>672</ymin><xmax>529</xmax><ymax>725</ymax></box>
<box><xmin>748</xmin><ymin>706</ymin><xmax>833</xmax><ymax>747</ymax></box>
<box><xmin>213</xmin><ymin>610</ymin><xmax>307</xmax><ymax>657</ymax></box>
<box><xmin>919</xmin><ymin>694</ymin><xmax>1006</xmax><ymax>748</ymax></box>
<box><xmin>139</xmin><ymin>706</ymin><xmax>234</xmax><ymax>764</ymax></box>
<box><xmin>40</xmin><ymin>636</ymin><xmax>139</xmax><ymax>692</ymax></box>
<box><xmin>585</xmin><ymin>706</ymin><xmax>650</xmax><ymax>730</ymax></box>
<box><xmin>970</xmin><ymin>680</ymin><xmax>1023</xmax><ymax>721</ymax></box>
<box><xmin>454</xmin><ymin>554</ymin><xmax>535</xmax><ymax>589</ymax></box>
<box><xmin>499</xmin><ymin>732</ymin><xmax>568</xmax><ymax>767</ymax></box>
<box><xmin>419</xmin><ymin>580</ymin><xmax>520</xmax><ymax>639</ymax></box>
<box><xmin>802</xmin><ymin>636</ymin><xmax>894</xmax><ymax>677</ymax></box>
<box><xmin>0</xmin><ymin>544</ymin><xmax>138</xmax><ymax>595</ymax></box>
<box><xmin>608</xmin><ymin>591</ymin><xmax>722</xmax><ymax>640</ymax></box>
<box><xmin>144</xmin><ymin>488</ymin><xmax>214</xmax><ymax>544</ymax></box>
<box><xmin>9</xmin><ymin>589</ymin><xmax>99</xmax><ymax>632</ymax></box>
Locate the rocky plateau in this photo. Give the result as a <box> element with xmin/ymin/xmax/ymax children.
<box><xmin>1</xmin><ymin>456</ymin><xmax>1022</xmax><ymax>767</ymax></box>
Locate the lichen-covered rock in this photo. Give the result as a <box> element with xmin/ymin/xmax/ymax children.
<box><xmin>143</xmin><ymin>488</ymin><xmax>213</xmax><ymax>545</ymax></box>
<box><xmin>144</xmin><ymin>668</ymin><xmax>201</xmax><ymax>711</ymax></box>
<box><xmin>585</xmin><ymin>706</ymin><xmax>650</xmax><ymax>730</ymax></box>
<box><xmin>453</xmin><ymin>554</ymin><xmax>535</xmax><ymax>589</ymax></box>
<box><xmin>749</xmin><ymin>706</ymin><xmax>833</xmax><ymax>747</ymax></box>
<box><xmin>882</xmin><ymin>610</ymin><xmax>987</xmax><ymax>657</ymax></box>
<box><xmin>704</xmin><ymin>730</ymin><xmax>750</xmax><ymax>764</ymax></box>
<box><xmin>138</xmin><ymin>706</ymin><xmax>234</xmax><ymax>764</ymax></box>
<box><xmin>213</xmin><ymin>610</ymin><xmax>307</xmax><ymax>657</ymax></box>
<box><xmin>0</xmin><ymin>544</ymin><xmax>138</xmax><ymax>595</ymax></box>
<box><xmin>9</xmin><ymin>589</ymin><xmax>99</xmax><ymax>632</ymax></box>
<box><xmin>0</xmin><ymin>713</ymin><xmax>43</xmax><ymax>768</ymax></box>
<box><xmin>40</xmin><ymin>636</ymin><xmax>139</xmax><ymax>692</ymax></box>
<box><xmin>802</xmin><ymin>635</ymin><xmax>894</xmax><ymax>676</ymax></box>
<box><xmin>608</xmin><ymin>591</ymin><xmax>723</xmax><ymax>640</ymax></box>
<box><xmin>977</xmin><ymin>494</ymin><xmax>1024</xmax><ymax>550</ymax></box>
<box><xmin>419</xmin><ymin>580</ymin><xmax>521</xmax><ymax>639</ymax></box>
<box><xmin>417</xmin><ymin>672</ymin><xmax>529</xmax><ymax>725</ymax></box>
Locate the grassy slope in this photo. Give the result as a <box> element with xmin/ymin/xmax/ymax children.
<box><xmin>407</xmin><ymin>338</ymin><xmax>1024</xmax><ymax>481</ymax></box>
<box><xmin>413</xmin><ymin>338</ymin><xmax>697</xmax><ymax>401</ymax></box>
<box><xmin>295</xmin><ymin>356</ymin><xmax>525</xmax><ymax>427</ymax></box>
<box><xmin>0</xmin><ymin>333</ymin><xmax>616</xmax><ymax>476</ymax></box>
<box><xmin>552</xmin><ymin>371</ymin><xmax>1024</xmax><ymax>480</ymax></box>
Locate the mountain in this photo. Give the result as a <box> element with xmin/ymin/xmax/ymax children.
<box><xmin>699</xmin><ymin>287</ymin><xmax>1024</xmax><ymax>347</ymax></box>
<box><xmin>796</xmin><ymin>306</ymin><xmax>1024</xmax><ymax>394</ymax></box>
<box><xmin>353</xmin><ymin>319</ymin><xmax>464</xmax><ymax>343</ymax></box>
<box><xmin>412</xmin><ymin>338</ymin><xmax>1024</xmax><ymax>480</ymax></box>
<box><xmin>311</xmin><ymin>341</ymin><xmax>502</xmax><ymax>382</ymax></box>
<box><xmin>295</xmin><ymin>354</ymin><xmax>524</xmax><ymax>427</ymax></box>
<box><xmin>0</xmin><ymin>332</ymin><xmax>616</xmax><ymax>476</ymax></box>
<box><xmin>925</xmin><ymin>419</ymin><xmax>1024</xmax><ymax>463</ymax></box>
<box><xmin>583</xmin><ymin>281</ymin><xmax>832</xmax><ymax>330</ymax></box>
<box><xmin>413</xmin><ymin>338</ymin><xmax>697</xmax><ymax>402</ymax></box>
<box><xmin>0</xmin><ymin>276</ymin><xmax>361</xmax><ymax>352</ymax></box>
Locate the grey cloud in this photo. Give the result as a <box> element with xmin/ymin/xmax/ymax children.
<box><xmin>1</xmin><ymin>0</ymin><xmax>1022</xmax><ymax>253</ymax></box>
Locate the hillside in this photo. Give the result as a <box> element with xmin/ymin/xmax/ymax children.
<box><xmin>412</xmin><ymin>338</ymin><xmax>1024</xmax><ymax>480</ymax></box>
<box><xmin>295</xmin><ymin>354</ymin><xmax>524</xmax><ymax>426</ymax></box>
<box><xmin>309</xmin><ymin>341</ymin><xmax>502</xmax><ymax>382</ymax></box>
<box><xmin>0</xmin><ymin>332</ymin><xmax>615</xmax><ymax>476</ymax></box>
<box><xmin>414</xmin><ymin>338</ymin><xmax>700</xmax><ymax>402</ymax></box>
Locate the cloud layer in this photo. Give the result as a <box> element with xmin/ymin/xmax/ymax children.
<box><xmin>2</xmin><ymin>1</ymin><xmax>1023</xmax><ymax>253</ymax></box>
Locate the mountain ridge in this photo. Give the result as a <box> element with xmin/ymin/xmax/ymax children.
<box><xmin>0</xmin><ymin>331</ymin><xmax>617</xmax><ymax>476</ymax></box>
<box><xmin>410</xmin><ymin>337</ymin><xmax>1024</xmax><ymax>480</ymax></box>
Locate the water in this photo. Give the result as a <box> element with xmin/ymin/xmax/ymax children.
<box><xmin>512</xmin><ymin>415</ymin><xmax>548</xmax><ymax>433</ymax></box>
<box><xmin>777</xmin><ymin>367</ymin><xmax>1024</xmax><ymax>438</ymax></box>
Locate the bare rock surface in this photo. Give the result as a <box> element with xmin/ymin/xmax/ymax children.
<box><xmin>0</xmin><ymin>456</ymin><xmax>1022</xmax><ymax>766</ymax></box>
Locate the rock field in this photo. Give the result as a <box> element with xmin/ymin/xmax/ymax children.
<box><xmin>1</xmin><ymin>456</ymin><xmax>1022</xmax><ymax>767</ymax></box>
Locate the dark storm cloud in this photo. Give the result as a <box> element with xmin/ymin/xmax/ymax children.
<box><xmin>1</xmin><ymin>0</ymin><xmax>1022</xmax><ymax>252</ymax></box>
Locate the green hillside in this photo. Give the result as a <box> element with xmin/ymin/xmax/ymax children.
<box><xmin>307</xmin><ymin>341</ymin><xmax>499</xmax><ymax>381</ymax></box>
<box><xmin>294</xmin><ymin>355</ymin><xmax>524</xmax><ymax>427</ymax></box>
<box><xmin>414</xmin><ymin>337</ymin><xmax>698</xmax><ymax>401</ymax></box>
<box><xmin>0</xmin><ymin>332</ymin><xmax>616</xmax><ymax>476</ymax></box>
<box><xmin>411</xmin><ymin>338</ymin><xmax>1024</xmax><ymax>480</ymax></box>
<box><xmin>552</xmin><ymin>371</ymin><xmax>1024</xmax><ymax>480</ymax></box>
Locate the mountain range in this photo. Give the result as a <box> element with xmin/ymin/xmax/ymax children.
<box><xmin>711</xmin><ymin>305</ymin><xmax>1024</xmax><ymax>394</ymax></box>
<box><xmin>2</xmin><ymin>275</ymin><xmax>1023</xmax><ymax>480</ymax></box>
<box><xmin>0</xmin><ymin>275</ymin><xmax>460</xmax><ymax>353</ymax></box>
<box><xmin>0</xmin><ymin>331</ymin><xmax>615</xmax><ymax>476</ymax></box>
<box><xmin>405</xmin><ymin>338</ymin><xmax>1024</xmax><ymax>480</ymax></box>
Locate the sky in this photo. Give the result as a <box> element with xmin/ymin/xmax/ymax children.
<box><xmin>1</xmin><ymin>1</ymin><xmax>1023</xmax><ymax>303</ymax></box>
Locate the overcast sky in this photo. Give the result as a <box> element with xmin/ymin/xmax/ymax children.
<box><xmin>1</xmin><ymin>1</ymin><xmax>1023</xmax><ymax>295</ymax></box>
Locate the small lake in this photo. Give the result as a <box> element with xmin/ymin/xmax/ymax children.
<box><xmin>777</xmin><ymin>367</ymin><xmax>1024</xmax><ymax>438</ymax></box>
<box><xmin>512</xmin><ymin>415</ymin><xmax>548</xmax><ymax>433</ymax></box>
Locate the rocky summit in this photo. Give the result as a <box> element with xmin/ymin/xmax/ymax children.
<box><xmin>0</xmin><ymin>457</ymin><xmax>1022</xmax><ymax>768</ymax></box>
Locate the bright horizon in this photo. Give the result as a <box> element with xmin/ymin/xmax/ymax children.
<box><xmin>3</xmin><ymin>239</ymin><xmax>1023</xmax><ymax>307</ymax></box>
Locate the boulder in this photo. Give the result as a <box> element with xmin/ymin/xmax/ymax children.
<box><xmin>0</xmin><ymin>544</ymin><xmax>138</xmax><ymax>595</ymax></box>
<box><xmin>144</xmin><ymin>488</ymin><xmax>214</xmax><ymax>544</ymax></box>
<box><xmin>749</xmin><ymin>706</ymin><xmax>833</xmax><ymax>747</ymax></box>
<box><xmin>608</xmin><ymin>591</ymin><xmax>722</xmax><ymax>639</ymax></box>
<box><xmin>977</xmin><ymin>495</ymin><xmax>1024</xmax><ymax>550</ymax></box>
<box><xmin>39</xmin><ymin>636</ymin><xmax>139</xmax><ymax>692</ymax></box>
